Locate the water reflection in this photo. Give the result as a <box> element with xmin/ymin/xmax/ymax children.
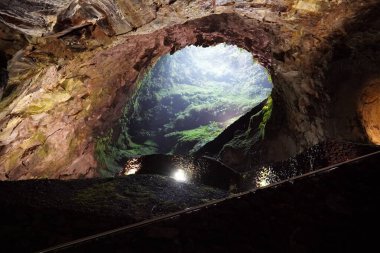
<box><xmin>124</xmin><ymin>158</ymin><xmax>141</xmax><ymax>175</ymax></box>
<box><xmin>122</xmin><ymin>143</ymin><xmax>363</xmax><ymax>192</ymax></box>
<box><xmin>121</xmin><ymin>154</ymin><xmax>239</xmax><ymax>191</ymax></box>
<box><xmin>255</xmin><ymin>166</ymin><xmax>279</xmax><ymax>188</ymax></box>
<box><xmin>122</xmin><ymin>154</ymin><xmax>317</xmax><ymax>192</ymax></box>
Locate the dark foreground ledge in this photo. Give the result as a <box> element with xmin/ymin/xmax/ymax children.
<box><xmin>55</xmin><ymin>152</ymin><xmax>380</xmax><ymax>253</ymax></box>
<box><xmin>0</xmin><ymin>175</ymin><xmax>227</xmax><ymax>252</ymax></box>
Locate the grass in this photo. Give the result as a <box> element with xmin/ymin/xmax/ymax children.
<box><xmin>165</xmin><ymin>122</ymin><xmax>223</xmax><ymax>143</ymax></box>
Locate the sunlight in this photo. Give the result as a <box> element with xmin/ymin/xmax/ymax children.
<box><xmin>101</xmin><ymin>43</ymin><xmax>273</xmax><ymax>166</ymax></box>
<box><xmin>174</xmin><ymin>44</ymin><xmax>268</xmax><ymax>83</ymax></box>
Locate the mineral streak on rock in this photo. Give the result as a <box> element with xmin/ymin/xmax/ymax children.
<box><xmin>0</xmin><ymin>0</ymin><xmax>379</xmax><ymax>180</ymax></box>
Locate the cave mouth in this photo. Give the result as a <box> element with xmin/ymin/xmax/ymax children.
<box><xmin>97</xmin><ymin>44</ymin><xmax>272</xmax><ymax>175</ymax></box>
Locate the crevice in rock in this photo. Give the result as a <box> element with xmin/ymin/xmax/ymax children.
<box><xmin>0</xmin><ymin>51</ymin><xmax>8</xmax><ymax>100</ymax></box>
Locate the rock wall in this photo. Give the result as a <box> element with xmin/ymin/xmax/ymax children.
<box><xmin>0</xmin><ymin>0</ymin><xmax>379</xmax><ymax>180</ymax></box>
<box><xmin>359</xmin><ymin>79</ymin><xmax>380</xmax><ymax>144</ymax></box>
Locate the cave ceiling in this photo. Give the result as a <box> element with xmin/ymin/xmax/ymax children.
<box><xmin>0</xmin><ymin>0</ymin><xmax>379</xmax><ymax>180</ymax></box>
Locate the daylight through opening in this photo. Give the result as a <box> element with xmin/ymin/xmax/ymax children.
<box><xmin>97</xmin><ymin>44</ymin><xmax>272</xmax><ymax>175</ymax></box>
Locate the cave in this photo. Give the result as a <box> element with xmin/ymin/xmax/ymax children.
<box><xmin>0</xmin><ymin>1</ymin><xmax>380</xmax><ymax>252</ymax></box>
<box><xmin>97</xmin><ymin>43</ymin><xmax>272</xmax><ymax>175</ymax></box>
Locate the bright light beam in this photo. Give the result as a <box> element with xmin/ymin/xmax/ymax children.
<box><xmin>126</xmin><ymin>168</ymin><xmax>138</xmax><ymax>175</ymax></box>
<box><xmin>172</xmin><ymin>168</ymin><xmax>187</xmax><ymax>182</ymax></box>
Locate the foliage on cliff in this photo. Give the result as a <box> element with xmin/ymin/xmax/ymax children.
<box><xmin>96</xmin><ymin>44</ymin><xmax>272</xmax><ymax>174</ymax></box>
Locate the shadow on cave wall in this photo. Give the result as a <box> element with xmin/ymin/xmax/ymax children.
<box><xmin>323</xmin><ymin>6</ymin><xmax>380</xmax><ymax>144</ymax></box>
<box><xmin>0</xmin><ymin>51</ymin><xmax>8</xmax><ymax>100</ymax></box>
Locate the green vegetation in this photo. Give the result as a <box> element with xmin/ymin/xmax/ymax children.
<box><xmin>95</xmin><ymin>131</ymin><xmax>119</xmax><ymax>177</ymax></box>
<box><xmin>166</xmin><ymin>122</ymin><xmax>222</xmax><ymax>142</ymax></box>
<box><xmin>165</xmin><ymin>122</ymin><xmax>223</xmax><ymax>152</ymax></box>
<box><xmin>95</xmin><ymin>44</ymin><xmax>272</xmax><ymax>174</ymax></box>
<box><xmin>219</xmin><ymin>98</ymin><xmax>272</xmax><ymax>156</ymax></box>
<box><xmin>258</xmin><ymin>96</ymin><xmax>273</xmax><ymax>139</ymax></box>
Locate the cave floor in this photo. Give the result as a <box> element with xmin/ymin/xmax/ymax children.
<box><xmin>0</xmin><ymin>142</ymin><xmax>379</xmax><ymax>252</ymax></box>
<box><xmin>0</xmin><ymin>175</ymin><xmax>227</xmax><ymax>252</ymax></box>
<box><xmin>48</xmin><ymin>152</ymin><xmax>380</xmax><ymax>253</ymax></box>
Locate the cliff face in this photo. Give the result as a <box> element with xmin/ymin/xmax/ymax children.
<box><xmin>0</xmin><ymin>0</ymin><xmax>379</xmax><ymax>180</ymax></box>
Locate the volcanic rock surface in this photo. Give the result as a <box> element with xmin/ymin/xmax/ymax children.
<box><xmin>0</xmin><ymin>0</ymin><xmax>379</xmax><ymax>179</ymax></box>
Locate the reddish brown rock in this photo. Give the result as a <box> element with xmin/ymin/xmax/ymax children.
<box><xmin>0</xmin><ymin>0</ymin><xmax>379</xmax><ymax>180</ymax></box>
<box><xmin>359</xmin><ymin>79</ymin><xmax>380</xmax><ymax>144</ymax></box>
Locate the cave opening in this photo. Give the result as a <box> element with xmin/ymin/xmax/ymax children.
<box><xmin>96</xmin><ymin>43</ymin><xmax>272</xmax><ymax>176</ymax></box>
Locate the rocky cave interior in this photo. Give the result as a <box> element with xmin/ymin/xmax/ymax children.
<box><xmin>0</xmin><ymin>0</ymin><xmax>380</xmax><ymax>252</ymax></box>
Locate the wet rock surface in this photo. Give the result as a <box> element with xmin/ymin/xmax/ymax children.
<box><xmin>121</xmin><ymin>140</ymin><xmax>380</xmax><ymax>192</ymax></box>
<box><xmin>238</xmin><ymin>140</ymin><xmax>380</xmax><ymax>190</ymax></box>
<box><xmin>121</xmin><ymin>154</ymin><xmax>241</xmax><ymax>191</ymax></box>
